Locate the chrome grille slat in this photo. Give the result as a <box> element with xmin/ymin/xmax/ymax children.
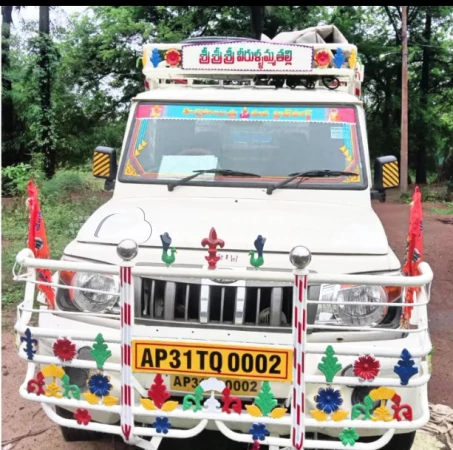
<box><xmin>164</xmin><ymin>282</ymin><xmax>176</xmax><ymax>320</ymax></box>
<box><xmin>199</xmin><ymin>284</ymin><xmax>210</xmax><ymax>324</ymax></box>
<box><xmin>150</xmin><ymin>280</ymin><xmax>155</xmax><ymax>318</ymax></box>
<box><xmin>184</xmin><ymin>285</ymin><xmax>190</xmax><ymax>321</ymax></box>
<box><xmin>138</xmin><ymin>277</ymin><xmax>319</xmax><ymax>330</ymax></box>
<box><xmin>255</xmin><ymin>288</ymin><xmax>261</xmax><ymax>325</ymax></box>
<box><xmin>234</xmin><ymin>286</ymin><xmax>246</xmax><ymax>325</ymax></box>
<box><xmin>220</xmin><ymin>287</ymin><xmax>225</xmax><ymax>323</ymax></box>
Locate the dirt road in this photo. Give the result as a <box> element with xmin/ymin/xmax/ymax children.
<box><xmin>2</xmin><ymin>200</ymin><xmax>452</xmax><ymax>449</ymax></box>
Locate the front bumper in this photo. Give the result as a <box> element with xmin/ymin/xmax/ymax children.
<box><xmin>13</xmin><ymin>249</ymin><xmax>434</xmax><ymax>450</ymax></box>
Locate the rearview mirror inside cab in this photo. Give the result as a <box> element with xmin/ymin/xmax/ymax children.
<box><xmin>371</xmin><ymin>156</ymin><xmax>400</xmax><ymax>202</ymax></box>
<box><xmin>92</xmin><ymin>146</ymin><xmax>117</xmax><ymax>191</ymax></box>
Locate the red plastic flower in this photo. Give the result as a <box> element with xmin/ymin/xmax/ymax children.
<box><xmin>74</xmin><ymin>408</ymin><xmax>91</xmax><ymax>426</ymax></box>
<box><xmin>314</xmin><ymin>50</ymin><xmax>331</xmax><ymax>68</ymax></box>
<box><xmin>53</xmin><ymin>337</ymin><xmax>77</xmax><ymax>362</ymax></box>
<box><xmin>165</xmin><ymin>49</ymin><xmax>181</xmax><ymax>67</ymax></box>
<box><xmin>353</xmin><ymin>355</ymin><xmax>380</xmax><ymax>381</ymax></box>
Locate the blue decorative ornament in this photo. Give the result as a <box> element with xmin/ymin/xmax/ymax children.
<box><xmin>249</xmin><ymin>423</ymin><xmax>269</xmax><ymax>441</ymax></box>
<box><xmin>21</xmin><ymin>328</ymin><xmax>38</xmax><ymax>360</ymax></box>
<box><xmin>153</xmin><ymin>416</ymin><xmax>172</xmax><ymax>434</ymax></box>
<box><xmin>150</xmin><ymin>48</ymin><xmax>162</xmax><ymax>68</ymax></box>
<box><xmin>333</xmin><ymin>48</ymin><xmax>346</xmax><ymax>68</ymax></box>
<box><xmin>394</xmin><ymin>349</ymin><xmax>419</xmax><ymax>385</ymax></box>
<box><xmin>88</xmin><ymin>373</ymin><xmax>112</xmax><ymax>397</ymax></box>
<box><xmin>315</xmin><ymin>387</ymin><xmax>343</xmax><ymax>414</ymax></box>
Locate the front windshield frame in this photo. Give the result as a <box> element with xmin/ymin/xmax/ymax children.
<box><xmin>117</xmin><ymin>100</ymin><xmax>369</xmax><ymax>191</ymax></box>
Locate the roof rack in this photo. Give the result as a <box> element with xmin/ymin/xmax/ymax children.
<box><xmin>139</xmin><ymin>40</ymin><xmax>364</xmax><ymax>97</ymax></box>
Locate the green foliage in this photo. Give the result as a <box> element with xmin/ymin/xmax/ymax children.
<box><xmin>1</xmin><ymin>170</ymin><xmax>108</xmax><ymax>307</ymax></box>
<box><xmin>3</xmin><ymin>6</ymin><xmax>453</xmax><ymax>187</ymax></box>
<box><xmin>421</xmin><ymin>186</ymin><xmax>451</xmax><ymax>203</ymax></box>
<box><xmin>2</xmin><ymin>163</ymin><xmax>32</xmax><ymax>196</ymax></box>
<box><xmin>431</xmin><ymin>202</ymin><xmax>453</xmax><ymax>215</ymax></box>
<box><xmin>400</xmin><ymin>192</ymin><xmax>412</xmax><ymax>204</ymax></box>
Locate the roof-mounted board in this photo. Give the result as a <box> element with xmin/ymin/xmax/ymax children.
<box><xmin>140</xmin><ymin>41</ymin><xmax>364</xmax><ymax>96</ymax></box>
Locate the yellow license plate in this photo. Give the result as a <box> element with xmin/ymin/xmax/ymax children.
<box><xmin>170</xmin><ymin>375</ymin><xmax>262</xmax><ymax>396</ymax></box>
<box><xmin>132</xmin><ymin>339</ymin><xmax>291</xmax><ymax>382</ymax></box>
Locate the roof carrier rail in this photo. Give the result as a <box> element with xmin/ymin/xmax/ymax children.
<box><xmin>139</xmin><ymin>40</ymin><xmax>364</xmax><ymax>97</ymax></box>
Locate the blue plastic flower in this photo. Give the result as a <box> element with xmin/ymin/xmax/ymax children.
<box><xmin>249</xmin><ymin>423</ymin><xmax>269</xmax><ymax>441</ymax></box>
<box><xmin>315</xmin><ymin>387</ymin><xmax>343</xmax><ymax>414</ymax></box>
<box><xmin>153</xmin><ymin>416</ymin><xmax>172</xmax><ymax>434</ymax></box>
<box><xmin>88</xmin><ymin>373</ymin><xmax>112</xmax><ymax>397</ymax></box>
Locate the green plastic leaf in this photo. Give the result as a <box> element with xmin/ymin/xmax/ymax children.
<box><xmin>351</xmin><ymin>397</ymin><xmax>373</xmax><ymax>421</ymax></box>
<box><xmin>317</xmin><ymin>345</ymin><xmax>342</xmax><ymax>383</ymax></box>
<box><xmin>254</xmin><ymin>381</ymin><xmax>278</xmax><ymax>417</ymax></box>
<box><xmin>183</xmin><ymin>385</ymin><xmax>204</xmax><ymax>412</ymax></box>
<box><xmin>61</xmin><ymin>374</ymin><xmax>81</xmax><ymax>400</ymax></box>
<box><xmin>90</xmin><ymin>333</ymin><xmax>112</xmax><ymax>370</ymax></box>
<box><xmin>339</xmin><ymin>427</ymin><xmax>360</xmax><ymax>446</ymax></box>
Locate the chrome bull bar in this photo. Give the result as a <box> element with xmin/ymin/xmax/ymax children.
<box><xmin>13</xmin><ymin>242</ymin><xmax>434</xmax><ymax>450</ymax></box>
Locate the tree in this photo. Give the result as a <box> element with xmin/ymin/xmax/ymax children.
<box><xmin>37</xmin><ymin>6</ymin><xmax>56</xmax><ymax>178</ymax></box>
<box><xmin>2</xmin><ymin>6</ymin><xmax>25</xmax><ymax>165</ymax></box>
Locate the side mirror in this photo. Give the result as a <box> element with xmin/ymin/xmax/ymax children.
<box><xmin>371</xmin><ymin>155</ymin><xmax>400</xmax><ymax>202</ymax></box>
<box><xmin>92</xmin><ymin>146</ymin><xmax>117</xmax><ymax>191</ymax></box>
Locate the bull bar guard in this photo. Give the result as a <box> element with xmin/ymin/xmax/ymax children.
<box><xmin>13</xmin><ymin>241</ymin><xmax>433</xmax><ymax>450</ymax></box>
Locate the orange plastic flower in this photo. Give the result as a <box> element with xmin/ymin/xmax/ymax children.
<box><xmin>315</xmin><ymin>50</ymin><xmax>331</xmax><ymax>68</ymax></box>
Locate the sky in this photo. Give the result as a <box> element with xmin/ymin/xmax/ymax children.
<box><xmin>10</xmin><ymin>6</ymin><xmax>89</xmax><ymax>32</ymax></box>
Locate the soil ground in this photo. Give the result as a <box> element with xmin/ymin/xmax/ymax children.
<box><xmin>2</xmin><ymin>198</ymin><xmax>452</xmax><ymax>449</ymax></box>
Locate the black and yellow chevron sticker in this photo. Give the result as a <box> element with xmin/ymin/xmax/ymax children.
<box><xmin>92</xmin><ymin>152</ymin><xmax>111</xmax><ymax>177</ymax></box>
<box><xmin>382</xmin><ymin>161</ymin><xmax>399</xmax><ymax>188</ymax></box>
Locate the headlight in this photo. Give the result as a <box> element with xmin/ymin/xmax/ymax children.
<box><xmin>316</xmin><ymin>283</ymin><xmax>401</xmax><ymax>327</ymax></box>
<box><xmin>69</xmin><ymin>272</ymin><xmax>119</xmax><ymax>313</ymax></box>
<box><xmin>57</xmin><ymin>256</ymin><xmax>120</xmax><ymax>313</ymax></box>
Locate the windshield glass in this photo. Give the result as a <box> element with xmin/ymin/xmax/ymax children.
<box><xmin>119</xmin><ymin>102</ymin><xmax>366</xmax><ymax>189</ymax></box>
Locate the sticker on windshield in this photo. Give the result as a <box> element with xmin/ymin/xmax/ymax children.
<box><xmin>330</xmin><ymin>127</ymin><xmax>343</xmax><ymax>139</ymax></box>
<box><xmin>157</xmin><ymin>155</ymin><xmax>218</xmax><ymax>180</ymax></box>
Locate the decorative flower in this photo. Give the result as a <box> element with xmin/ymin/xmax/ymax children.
<box><xmin>53</xmin><ymin>338</ymin><xmax>77</xmax><ymax>362</ymax></box>
<box><xmin>74</xmin><ymin>408</ymin><xmax>91</xmax><ymax>426</ymax></box>
<box><xmin>315</xmin><ymin>387</ymin><xmax>343</xmax><ymax>414</ymax></box>
<box><xmin>165</xmin><ymin>49</ymin><xmax>181</xmax><ymax>67</ymax></box>
<box><xmin>153</xmin><ymin>416</ymin><xmax>172</xmax><ymax>434</ymax></box>
<box><xmin>88</xmin><ymin>373</ymin><xmax>112</xmax><ymax>397</ymax></box>
<box><xmin>249</xmin><ymin>423</ymin><xmax>269</xmax><ymax>441</ymax></box>
<box><xmin>314</xmin><ymin>50</ymin><xmax>331</xmax><ymax>68</ymax></box>
<box><xmin>353</xmin><ymin>355</ymin><xmax>380</xmax><ymax>381</ymax></box>
<box><xmin>339</xmin><ymin>427</ymin><xmax>359</xmax><ymax>446</ymax></box>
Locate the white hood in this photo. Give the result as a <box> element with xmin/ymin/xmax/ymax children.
<box><xmin>76</xmin><ymin>197</ymin><xmax>388</xmax><ymax>256</ymax></box>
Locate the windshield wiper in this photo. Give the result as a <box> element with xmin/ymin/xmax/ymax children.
<box><xmin>168</xmin><ymin>169</ymin><xmax>261</xmax><ymax>191</ymax></box>
<box><xmin>266</xmin><ymin>169</ymin><xmax>358</xmax><ymax>195</ymax></box>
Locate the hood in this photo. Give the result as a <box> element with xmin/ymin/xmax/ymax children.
<box><xmin>75</xmin><ymin>197</ymin><xmax>388</xmax><ymax>255</ymax></box>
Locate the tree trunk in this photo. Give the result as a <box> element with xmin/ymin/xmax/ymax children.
<box><xmin>250</xmin><ymin>6</ymin><xmax>263</xmax><ymax>40</ymax></box>
<box><xmin>415</xmin><ymin>8</ymin><xmax>431</xmax><ymax>184</ymax></box>
<box><xmin>38</xmin><ymin>6</ymin><xmax>55</xmax><ymax>178</ymax></box>
<box><xmin>2</xmin><ymin>7</ymin><xmax>14</xmax><ymax>144</ymax></box>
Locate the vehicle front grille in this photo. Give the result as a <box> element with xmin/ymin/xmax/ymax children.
<box><xmin>135</xmin><ymin>276</ymin><xmax>320</xmax><ymax>332</ymax></box>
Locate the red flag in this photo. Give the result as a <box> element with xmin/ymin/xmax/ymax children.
<box><xmin>26</xmin><ymin>180</ymin><xmax>56</xmax><ymax>309</ymax></box>
<box><xmin>401</xmin><ymin>186</ymin><xmax>423</xmax><ymax>324</ymax></box>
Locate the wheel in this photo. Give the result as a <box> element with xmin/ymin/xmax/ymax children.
<box><xmin>56</xmin><ymin>405</ymin><xmax>104</xmax><ymax>442</ymax></box>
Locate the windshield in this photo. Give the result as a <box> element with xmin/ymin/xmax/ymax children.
<box><xmin>119</xmin><ymin>102</ymin><xmax>366</xmax><ymax>189</ymax></box>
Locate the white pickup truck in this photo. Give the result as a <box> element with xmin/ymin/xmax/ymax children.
<box><xmin>14</xmin><ymin>33</ymin><xmax>433</xmax><ymax>450</ymax></box>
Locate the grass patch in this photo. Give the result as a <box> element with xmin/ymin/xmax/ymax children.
<box><xmin>2</xmin><ymin>170</ymin><xmax>109</xmax><ymax>308</ymax></box>
<box><xmin>431</xmin><ymin>202</ymin><xmax>453</xmax><ymax>216</ymax></box>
